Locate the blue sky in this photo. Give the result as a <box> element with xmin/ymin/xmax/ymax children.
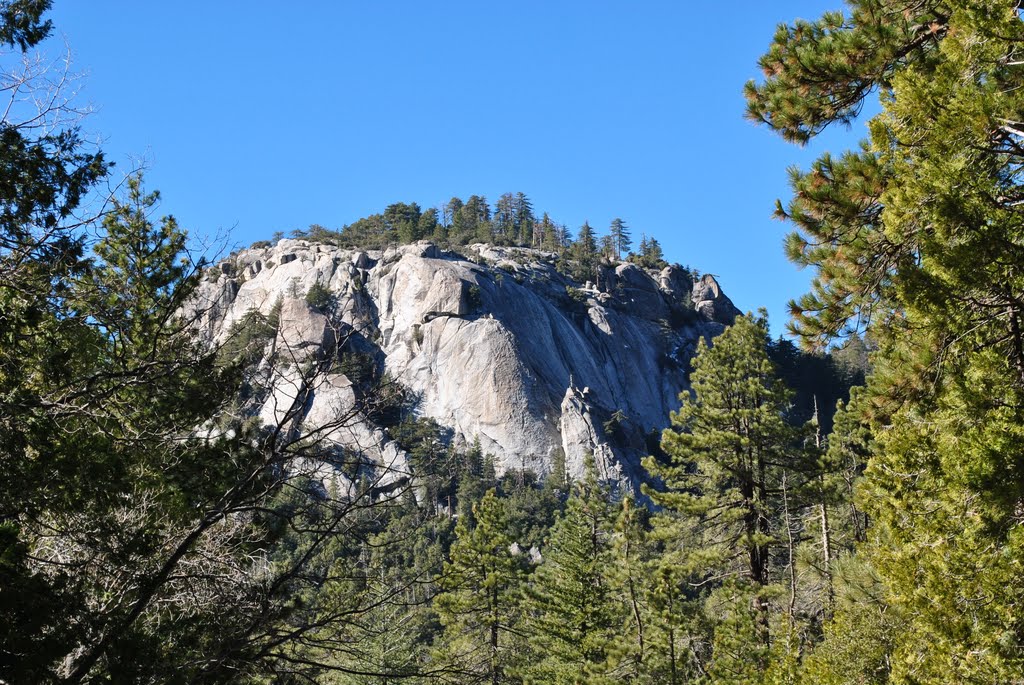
<box><xmin>49</xmin><ymin>2</ymin><xmax>865</xmax><ymax>335</ymax></box>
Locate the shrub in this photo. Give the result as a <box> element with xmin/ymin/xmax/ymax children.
<box><xmin>602</xmin><ymin>409</ymin><xmax>627</xmax><ymax>445</ymax></box>
<box><xmin>217</xmin><ymin>309</ymin><xmax>278</xmax><ymax>367</ymax></box>
<box><xmin>465</xmin><ymin>284</ymin><xmax>483</xmax><ymax>312</ymax></box>
<box><xmin>565</xmin><ymin>285</ymin><xmax>586</xmax><ymax>304</ymax></box>
<box><xmin>305</xmin><ymin>281</ymin><xmax>336</xmax><ymax>313</ymax></box>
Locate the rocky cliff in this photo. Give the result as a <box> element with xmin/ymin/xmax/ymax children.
<box><xmin>190</xmin><ymin>240</ymin><xmax>740</xmax><ymax>488</ymax></box>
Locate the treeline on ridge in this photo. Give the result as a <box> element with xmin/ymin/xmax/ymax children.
<box><xmin>259</xmin><ymin>193</ymin><xmax>673</xmax><ymax>275</ymax></box>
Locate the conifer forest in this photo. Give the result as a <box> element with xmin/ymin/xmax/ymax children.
<box><xmin>3</xmin><ymin>1</ymin><xmax>1024</xmax><ymax>683</ymax></box>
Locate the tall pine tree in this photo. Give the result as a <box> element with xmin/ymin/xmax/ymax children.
<box><xmin>608</xmin><ymin>218</ymin><xmax>631</xmax><ymax>261</ymax></box>
<box><xmin>435</xmin><ymin>489</ymin><xmax>524</xmax><ymax>685</ymax></box>
<box><xmin>569</xmin><ymin>222</ymin><xmax>599</xmax><ymax>284</ymax></box>
<box><xmin>518</xmin><ymin>458</ymin><xmax>621</xmax><ymax>684</ymax></box>
<box><xmin>643</xmin><ymin>313</ymin><xmax>809</xmax><ymax>683</ymax></box>
<box><xmin>748</xmin><ymin>3</ymin><xmax>1024</xmax><ymax>680</ymax></box>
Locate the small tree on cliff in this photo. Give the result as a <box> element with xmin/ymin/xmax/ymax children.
<box><xmin>609</xmin><ymin>218</ymin><xmax>631</xmax><ymax>261</ymax></box>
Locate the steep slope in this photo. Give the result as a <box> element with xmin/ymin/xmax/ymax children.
<box><xmin>190</xmin><ymin>240</ymin><xmax>739</xmax><ymax>486</ymax></box>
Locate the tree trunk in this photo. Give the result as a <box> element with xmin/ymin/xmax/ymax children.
<box><xmin>813</xmin><ymin>396</ymin><xmax>835</xmax><ymax>611</ymax></box>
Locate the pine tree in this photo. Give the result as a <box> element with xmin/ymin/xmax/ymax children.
<box><xmin>384</xmin><ymin>201</ymin><xmax>422</xmax><ymax>244</ymax></box>
<box><xmin>518</xmin><ymin>458</ymin><xmax>621</xmax><ymax>684</ymax></box>
<box><xmin>537</xmin><ymin>212</ymin><xmax>558</xmax><ymax>251</ymax></box>
<box><xmin>569</xmin><ymin>222</ymin><xmax>599</xmax><ymax>283</ymax></box>
<box><xmin>748</xmin><ymin>3</ymin><xmax>1024</xmax><ymax>680</ymax></box>
<box><xmin>0</xmin><ymin>5</ymin><xmax>109</xmax><ymax>621</ymax></box>
<box><xmin>455</xmin><ymin>439</ymin><xmax>496</xmax><ymax>522</ymax></box>
<box><xmin>451</xmin><ymin>196</ymin><xmax>491</xmax><ymax>246</ymax></box>
<box><xmin>608</xmin><ymin>218</ymin><xmax>631</xmax><ymax>261</ymax></box>
<box><xmin>435</xmin><ymin>490</ymin><xmax>524</xmax><ymax>685</ymax></box>
<box><xmin>631</xmin><ymin>233</ymin><xmax>665</xmax><ymax>269</ymax></box>
<box><xmin>278</xmin><ymin>498</ymin><xmax>448</xmax><ymax>685</ymax></box>
<box><xmin>443</xmin><ymin>197</ymin><xmax>463</xmax><ymax>228</ymax></box>
<box><xmin>513</xmin><ymin>192</ymin><xmax>535</xmax><ymax>247</ymax></box>
<box><xmin>604</xmin><ymin>497</ymin><xmax>654</xmax><ymax>682</ymax></box>
<box><xmin>418</xmin><ymin>207</ymin><xmax>440</xmax><ymax>243</ymax></box>
<box><xmin>641</xmin><ymin>531</ymin><xmax>706</xmax><ymax>685</ymax></box>
<box><xmin>637</xmin><ymin>233</ymin><xmax>649</xmax><ymax>257</ymax></box>
<box><xmin>0</xmin><ymin>9</ymin><xmax>110</xmax><ymax>665</ymax></box>
<box><xmin>494</xmin><ymin>193</ymin><xmax>517</xmax><ymax>245</ymax></box>
<box><xmin>643</xmin><ymin>313</ymin><xmax>808</xmax><ymax>682</ymax></box>
<box><xmin>1</xmin><ymin>170</ymin><xmax>286</xmax><ymax>682</ymax></box>
<box><xmin>641</xmin><ymin>237</ymin><xmax>664</xmax><ymax>268</ymax></box>
<box><xmin>799</xmin><ymin>553</ymin><xmax>901</xmax><ymax>685</ymax></box>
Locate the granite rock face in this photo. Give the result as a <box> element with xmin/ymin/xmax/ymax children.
<box><xmin>692</xmin><ymin>273</ymin><xmax>741</xmax><ymax>325</ymax></box>
<box><xmin>191</xmin><ymin>240</ymin><xmax>739</xmax><ymax>487</ymax></box>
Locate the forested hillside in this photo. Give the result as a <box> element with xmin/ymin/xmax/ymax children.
<box><xmin>3</xmin><ymin>1</ymin><xmax>1022</xmax><ymax>683</ymax></box>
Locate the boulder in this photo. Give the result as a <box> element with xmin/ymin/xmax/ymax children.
<box><xmin>352</xmin><ymin>251</ymin><xmax>374</xmax><ymax>269</ymax></box>
<box><xmin>692</xmin><ymin>274</ymin><xmax>741</xmax><ymax>325</ymax></box>
<box><xmin>659</xmin><ymin>265</ymin><xmax>692</xmax><ymax>300</ymax></box>
<box><xmin>614</xmin><ymin>263</ymin><xmax>668</xmax><ymax>320</ymax></box>
<box><xmin>276</xmin><ymin>297</ymin><xmax>333</xmax><ymax>352</ymax></box>
<box><xmin>559</xmin><ymin>386</ymin><xmax>621</xmax><ymax>483</ymax></box>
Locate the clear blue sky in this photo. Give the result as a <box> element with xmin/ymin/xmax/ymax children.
<box><xmin>49</xmin><ymin>2</ymin><xmax>865</xmax><ymax>335</ymax></box>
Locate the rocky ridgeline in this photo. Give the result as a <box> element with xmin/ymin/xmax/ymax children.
<box><xmin>190</xmin><ymin>239</ymin><xmax>740</xmax><ymax>489</ymax></box>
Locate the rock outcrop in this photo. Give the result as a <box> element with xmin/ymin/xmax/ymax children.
<box><xmin>190</xmin><ymin>240</ymin><xmax>739</xmax><ymax>488</ymax></box>
<box><xmin>692</xmin><ymin>273</ymin><xmax>741</xmax><ymax>325</ymax></box>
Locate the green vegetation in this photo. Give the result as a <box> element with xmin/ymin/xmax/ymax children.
<box><xmin>742</xmin><ymin>0</ymin><xmax>1024</xmax><ymax>681</ymax></box>
<box><xmin>564</xmin><ymin>284</ymin><xmax>587</xmax><ymax>304</ymax></box>
<box><xmin>517</xmin><ymin>461</ymin><xmax>620</xmax><ymax>684</ymax></box>
<box><xmin>275</xmin><ymin>194</ymin><xmax>686</xmax><ymax>297</ymax></box>
<box><xmin>218</xmin><ymin>298</ymin><xmax>281</xmax><ymax>366</ymax></box>
<box><xmin>464</xmin><ymin>283</ymin><xmax>484</xmax><ymax>313</ymax></box>
<box><xmin>305</xmin><ymin>279</ymin><xmax>337</xmax><ymax>313</ymax></box>
<box><xmin>608</xmin><ymin>218</ymin><xmax>631</xmax><ymax>262</ymax></box>
<box><xmin>6</xmin><ymin>1</ymin><xmax>1022</xmax><ymax>683</ymax></box>
<box><xmin>630</xmin><ymin>234</ymin><xmax>667</xmax><ymax>270</ymax></box>
<box><xmin>434</xmin><ymin>489</ymin><xmax>525</xmax><ymax>683</ymax></box>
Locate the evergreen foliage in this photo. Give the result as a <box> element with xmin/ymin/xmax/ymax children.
<box><xmin>767</xmin><ymin>335</ymin><xmax>867</xmax><ymax>434</ymax></box>
<box><xmin>306</xmin><ymin>279</ymin><xmax>337</xmax><ymax>313</ymax></box>
<box><xmin>1</xmin><ymin>169</ymin><xmax>268</xmax><ymax>681</ymax></box>
<box><xmin>0</xmin><ymin>11</ymin><xmax>453</xmax><ymax>681</ymax></box>
<box><xmin>275</xmin><ymin>193</ymin><xmax>678</xmax><ymax>301</ymax></box>
<box><xmin>608</xmin><ymin>218</ymin><xmax>631</xmax><ymax>261</ymax></box>
<box><xmin>518</xmin><ymin>458</ymin><xmax>621</xmax><ymax>684</ymax></box>
<box><xmin>747</xmin><ymin>2</ymin><xmax>1024</xmax><ymax>681</ymax></box>
<box><xmin>435</xmin><ymin>490</ymin><xmax>524</xmax><ymax>684</ymax></box>
<box><xmin>642</xmin><ymin>314</ymin><xmax>824</xmax><ymax>682</ymax></box>
<box><xmin>10</xmin><ymin>2</ymin><xmax>986</xmax><ymax>682</ymax></box>
<box><xmin>568</xmin><ymin>221</ymin><xmax>599</xmax><ymax>283</ymax></box>
<box><xmin>631</xmin><ymin>234</ymin><xmax>666</xmax><ymax>269</ymax></box>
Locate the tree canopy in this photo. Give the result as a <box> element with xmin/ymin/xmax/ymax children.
<box><xmin>747</xmin><ymin>1</ymin><xmax>1024</xmax><ymax>681</ymax></box>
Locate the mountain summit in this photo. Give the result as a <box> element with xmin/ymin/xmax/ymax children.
<box><xmin>191</xmin><ymin>239</ymin><xmax>740</xmax><ymax>488</ymax></box>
